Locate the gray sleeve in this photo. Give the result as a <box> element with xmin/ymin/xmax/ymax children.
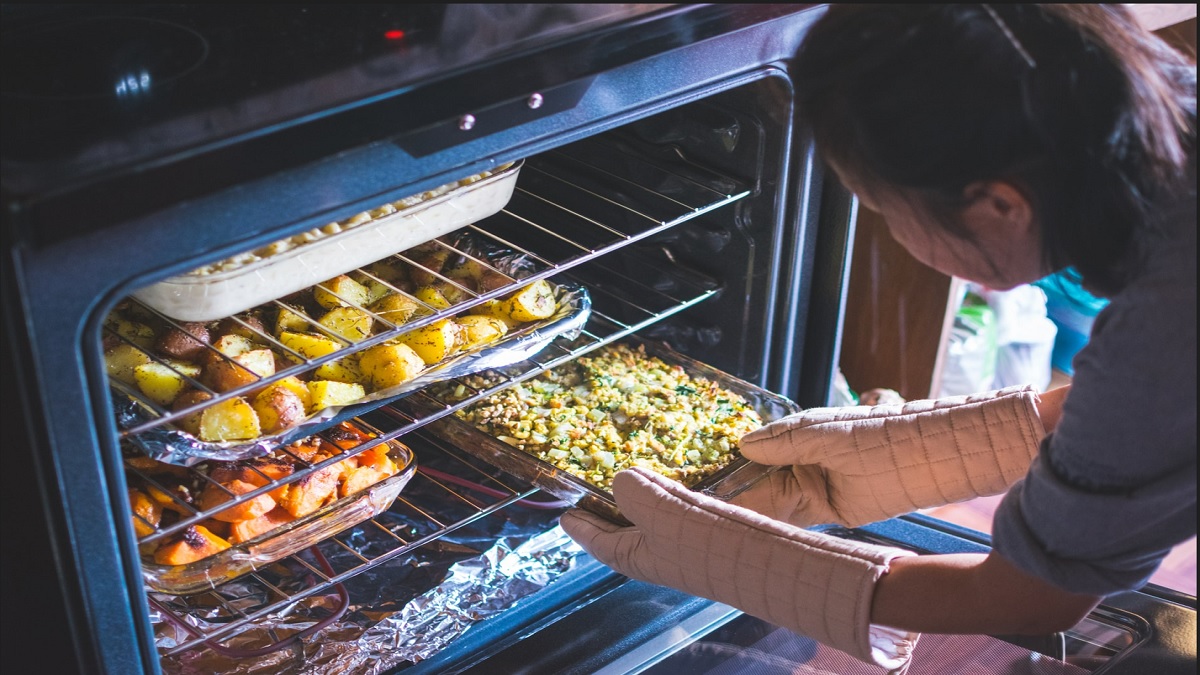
<box><xmin>990</xmin><ymin>241</ymin><xmax>1196</xmax><ymax>595</ymax></box>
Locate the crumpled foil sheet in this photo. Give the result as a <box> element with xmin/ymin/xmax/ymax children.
<box><xmin>154</xmin><ymin>498</ymin><xmax>582</xmax><ymax>674</ymax></box>
<box><xmin>116</xmin><ymin>284</ymin><xmax>591</xmax><ymax>466</ymax></box>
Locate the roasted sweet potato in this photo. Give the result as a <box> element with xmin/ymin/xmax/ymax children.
<box><xmin>153</xmin><ymin>525</ymin><xmax>231</xmax><ymax>566</ymax></box>
<box><xmin>227</xmin><ymin>507</ymin><xmax>296</xmax><ymax>544</ymax></box>
<box><xmin>198</xmin><ymin>478</ymin><xmax>276</xmax><ymax>523</ymax></box>
<box><xmin>277</xmin><ymin>465</ymin><xmax>340</xmax><ymax>518</ymax></box>
<box><xmin>129</xmin><ymin>488</ymin><xmax>163</xmax><ymax>538</ymax></box>
<box><xmin>339</xmin><ymin>465</ymin><xmax>388</xmax><ymax>499</ymax></box>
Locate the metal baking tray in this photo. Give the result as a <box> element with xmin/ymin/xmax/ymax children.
<box><xmin>133</xmin><ymin>161</ymin><xmax>523</xmax><ymax>322</ymax></box>
<box><xmin>421</xmin><ymin>338</ymin><xmax>801</xmax><ymax>523</ymax></box>
<box><xmin>131</xmin><ymin>420</ymin><xmax>416</xmax><ymax>595</ymax></box>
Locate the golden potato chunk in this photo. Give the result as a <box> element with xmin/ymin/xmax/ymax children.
<box><xmin>275</xmin><ymin>306</ymin><xmax>311</xmax><ymax>336</ymax></box>
<box><xmin>203</xmin><ymin>349</ymin><xmax>276</xmax><ymax>393</ymax></box>
<box><xmin>251</xmin><ymin>385</ymin><xmax>308</xmax><ymax>434</ymax></box>
<box><xmin>503</xmin><ymin>279</ymin><xmax>556</xmax><ymax>322</ymax></box>
<box><xmin>134</xmin><ymin>360</ymin><xmax>202</xmax><ymax>406</ymax></box>
<box><xmin>369</xmin><ymin>293</ymin><xmax>420</xmax><ymax>327</ymax></box>
<box><xmin>318</xmin><ymin>307</ymin><xmax>373</xmax><ymax>342</ymax></box>
<box><xmin>399</xmin><ymin>319</ymin><xmax>461</xmax><ymax>365</ymax></box>
<box><xmin>306</xmin><ymin>380</ymin><xmax>366</xmax><ymax>413</ymax></box>
<box><xmin>198</xmin><ymin>397</ymin><xmax>262</xmax><ymax>442</ymax></box>
<box><xmin>358</xmin><ymin>342</ymin><xmax>425</xmax><ymax>390</ymax></box>
<box><xmin>313</xmin><ymin>355</ymin><xmax>364</xmax><ymax>384</ymax></box>
<box><xmin>279</xmin><ymin>331</ymin><xmax>343</xmax><ymax>360</ymax></box>
<box><xmin>105</xmin><ymin>343</ymin><xmax>154</xmax><ymax>385</ymax></box>
<box><xmin>455</xmin><ymin>315</ymin><xmax>509</xmax><ymax>351</ymax></box>
<box><xmin>313</xmin><ymin>275</ymin><xmax>371</xmax><ymax>309</ymax></box>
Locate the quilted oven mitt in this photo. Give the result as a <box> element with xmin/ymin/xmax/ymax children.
<box><xmin>733</xmin><ymin>384</ymin><xmax>1044</xmax><ymax>528</ymax></box>
<box><xmin>560</xmin><ymin>467</ymin><xmax>920</xmax><ymax>673</ymax></box>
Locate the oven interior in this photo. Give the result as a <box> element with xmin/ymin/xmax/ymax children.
<box><xmin>102</xmin><ymin>76</ymin><xmax>824</xmax><ymax>671</ymax></box>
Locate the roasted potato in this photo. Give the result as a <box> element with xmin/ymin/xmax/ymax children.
<box><xmin>105</xmin><ymin>343</ymin><xmax>154</xmax><ymax>385</ymax></box>
<box><xmin>203</xmin><ymin>348</ymin><xmax>275</xmax><ymax>393</ymax></box>
<box><xmin>206</xmin><ymin>333</ymin><xmax>254</xmax><ymax>363</ymax></box>
<box><xmin>197</xmin><ymin>397</ymin><xmax>262</xmax><ymax>442</ymax></box>
<box><xmin>357</xmin><ymin>342</ymin><xmax>425</xmax><ymax>390</ymax></box>
<box><xmin>413</xmin><ymin>285</ymin><xmax>453</xmax><ymax>311</ymax></box>
<box><xmin>275</xmin><ymin>306</ymin><xmax>312</xmax><ymax>336</ymax></box>
<box><xmin>454</xmin><ymin>314</ymin><xmax>509</xmax><ymax>351</ymax></box>
<box><xmin>399</xmin><ymin>319</ymin><xmax>461</xmax><ymax>364</ymax></box>
<box><xmin>155</xmin><ymin>322</ymin><xmax>211</xmax><ymax>361</ymax></box>
<box><xmin>313</xmin><ymin>275</ymin><xmax>371</xmax><ymax>309</ymax></box>
<box><xmin>134</xmin><ymin>360</ymin><xmax>202</xmax><ymax>406</ymax></box>
<box><xmin>369</xmin><ymin>292</ymin><xmax>420</xmax><ymax>327</ymax></box>
<box><xmin>318</xmin><ymin>307</ymin><xmax>373</xmax><ymax>342</ymax></box>
<box><xmin>251</xmin><ymin>385</ymin><xmax>308</xmax><ymax>434</ymax></box>
<box><xmin>172</xmin><ymin>389</ymin><xmax>214</xmax><ymax>435</ymax></box>
<box><xmin>313</xmin><ymin>355</ymin><xmax>364</xmax><ymax>384</ymax></box>
<box><xmin>305</xmin><ymin>380</ymin><xmax>366</xmax><ymax>413</ymax></box>
<box><xmin>217</xmin><ymin>313</ymin><xmax>266</xmax><ymax>340</ymax></box>
<box><xmin>503</xmin><ymin>279</ymin><xmax>556</xmax><ymax>322</ymax></box>
<box><xmin>279</xmin><ymin>331</ymin><xmax>343</xmax><ymax>360</ymax></box>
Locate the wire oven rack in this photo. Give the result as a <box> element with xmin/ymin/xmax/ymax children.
<box><xmin>119</xmin><ymin>138</ymin><xmax>752</xmax><ymax>657</ymax></box>
<box><xmin>109</xmin><ymin>138</ymin><xmax>751</xmax><ymax>439</ymax></box>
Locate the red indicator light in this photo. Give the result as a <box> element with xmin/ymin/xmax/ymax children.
<box><xmin>384</xmin><ymin>29</ymin><xmax>406</xmax><ymax>40</ymax></box>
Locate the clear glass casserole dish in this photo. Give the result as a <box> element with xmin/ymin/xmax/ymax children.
<box><xmin>419</xmin><ymin>338</ymin><xmax>801</xmax><ymax>523</ymax></box>
<box><xmin>128</xmin><ymin>420</ymin><xmax>416</xmax><ymax>594</ymax></box>
<box><xmin>132</xmin><ymin>161</ymin><xmax>523</xmax><ymax>322</ymax></box>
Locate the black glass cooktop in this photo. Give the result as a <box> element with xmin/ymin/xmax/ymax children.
<box><xmin>1</xmin><ymin>4</ymin><xmax>666</xmax><ymax>193</ymax></box>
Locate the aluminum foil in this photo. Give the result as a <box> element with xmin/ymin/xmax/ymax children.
<box><xmin>117</xmin><ymin>284</ymin><xmax>591</xmax><ymax>466</ymax></box>
<box><xmin>153</xmin><ymin>492</ymin><xmax>582</xmax><ymax>674</ymax></box>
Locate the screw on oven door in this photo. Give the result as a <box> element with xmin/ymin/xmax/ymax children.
<box><xmin>458</xmin><ymin>114</ymin><xmax>476</xmax><ymax>131</ymax></box>
<box><xmin>527</xmin><ymin>93</ymin><xmax>544</xmax><ymax>110</ymax></box>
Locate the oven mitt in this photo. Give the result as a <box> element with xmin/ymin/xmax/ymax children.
<box><xmin>732</xmin><ymin>384</ymin><xmax>1044</xmax><ymax>528</ymax></box>
<box><xmin>559</xmin><ymin>467</ymin><xmax>920</xmax><ymax>673</ymax></box>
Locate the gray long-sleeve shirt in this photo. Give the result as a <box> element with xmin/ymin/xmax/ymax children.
<box><xmin>991</xmin><ymin>80</ymin><xmax>1197</xmax><ymax>596</ymax></box>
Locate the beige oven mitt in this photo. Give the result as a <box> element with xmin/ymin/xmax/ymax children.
<box><xmin>733</xmin><ymin>385</ymin><xmax>1044</xmax><ymax>528</ymax></box>
<box><xmin>560</xmin><ymin>467</ymin><xmax>920</xmax><ymax>673</ymax></box>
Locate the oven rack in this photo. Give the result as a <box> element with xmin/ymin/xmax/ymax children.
<box><xmin>146</xmin><ymin>295</ymin><xmax>718</xmax><ymax>656</ymax></box>
<box><xmin>131</xmin><ymin>265</ymin><xmax>719</xmax><ymax>546</ymax></box>
<box><xmin>110</xmin><ymin>144</ymin><xmax>751</xmax><ymax>439</ymax></box>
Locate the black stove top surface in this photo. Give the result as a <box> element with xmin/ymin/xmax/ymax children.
<box><xmin>1</xmin><ymin>4</ymin><xmax>667</xmax><ymax>194</ymax></box>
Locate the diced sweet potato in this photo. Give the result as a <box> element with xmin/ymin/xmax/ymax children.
<box><xmin>128</xmin><ymin>488</ymin><xmax>163</xmax><ymax>538</ymax></box>
<box><xmin>227</xmin><ymin>507</ymin><xmax>295</xmax><ymax>544</ymax></box>
<box><xmin>277</xmin><ymin>466</ymin><xmax>340</xmax><ymax>518</ymax></box>
<box><xmin>198</xmin><ymin>478</ymin><xmax>276</xmax><ymax>523</ymax></box>
<box><xmin>153</xmin><ymin>525</ymin><xmax>231</xmax><ymax>566</ymax></box>
<box><xmin>144</xmin><ymin>483</ymin><xmax>194</xmax><ymax>515</ymax></box>
<box><xmin>356</xmin><ymin>443</ymin><xmax>399</xmax><ymax>477</ymax></box>
<box><xmin>339</xmin><ymin>465</ymin><xmax>387</xmax><ymax>499</ymax></box>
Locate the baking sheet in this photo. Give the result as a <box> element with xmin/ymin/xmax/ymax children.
<box><xmin>115</xmin><ymin>283</ymin><xmax>590</xmax><ymax>466</ymax></box>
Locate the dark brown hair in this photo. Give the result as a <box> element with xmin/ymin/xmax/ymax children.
<box><xmin>793</xmin><ymin>4</ymin><xmax>1195</xmax><ymax>296</ymax></box>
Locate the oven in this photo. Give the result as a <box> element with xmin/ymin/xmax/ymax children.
<box><xmin>1</xmin><ymin>5</ymin><xmax>1194</xmax><ymax>674</ymax></box>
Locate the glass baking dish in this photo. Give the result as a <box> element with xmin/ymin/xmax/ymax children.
<box><xmin>420</xmin><ymin>338</ymin><xmax>801</xmax><ymax>523</ymax></box>
<box><xmin>133</xmin><ymin>161</ymin><xmax>523</xmax><ymax>322</ymax></box>
<box><xmin>130</xmin><ymin>420</ymin><xmax>416</xmax><ymax>595</ymax></box>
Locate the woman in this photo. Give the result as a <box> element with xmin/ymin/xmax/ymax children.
<box><xmin>561</xmin><ymin>5</ymin><xmax>1196</xmax><ymax>671</ymax></box>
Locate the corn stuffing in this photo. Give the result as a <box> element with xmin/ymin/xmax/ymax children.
<box><xmin>453</xmin><ymin>342</ymin><xmax>764</xmax><ymax>490</ymax></box>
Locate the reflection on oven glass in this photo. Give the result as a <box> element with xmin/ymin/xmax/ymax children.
<box><xmin>643</xmin><ymin>612</ymin><xmax>1131</xmax><ymax>674</ymax></box>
